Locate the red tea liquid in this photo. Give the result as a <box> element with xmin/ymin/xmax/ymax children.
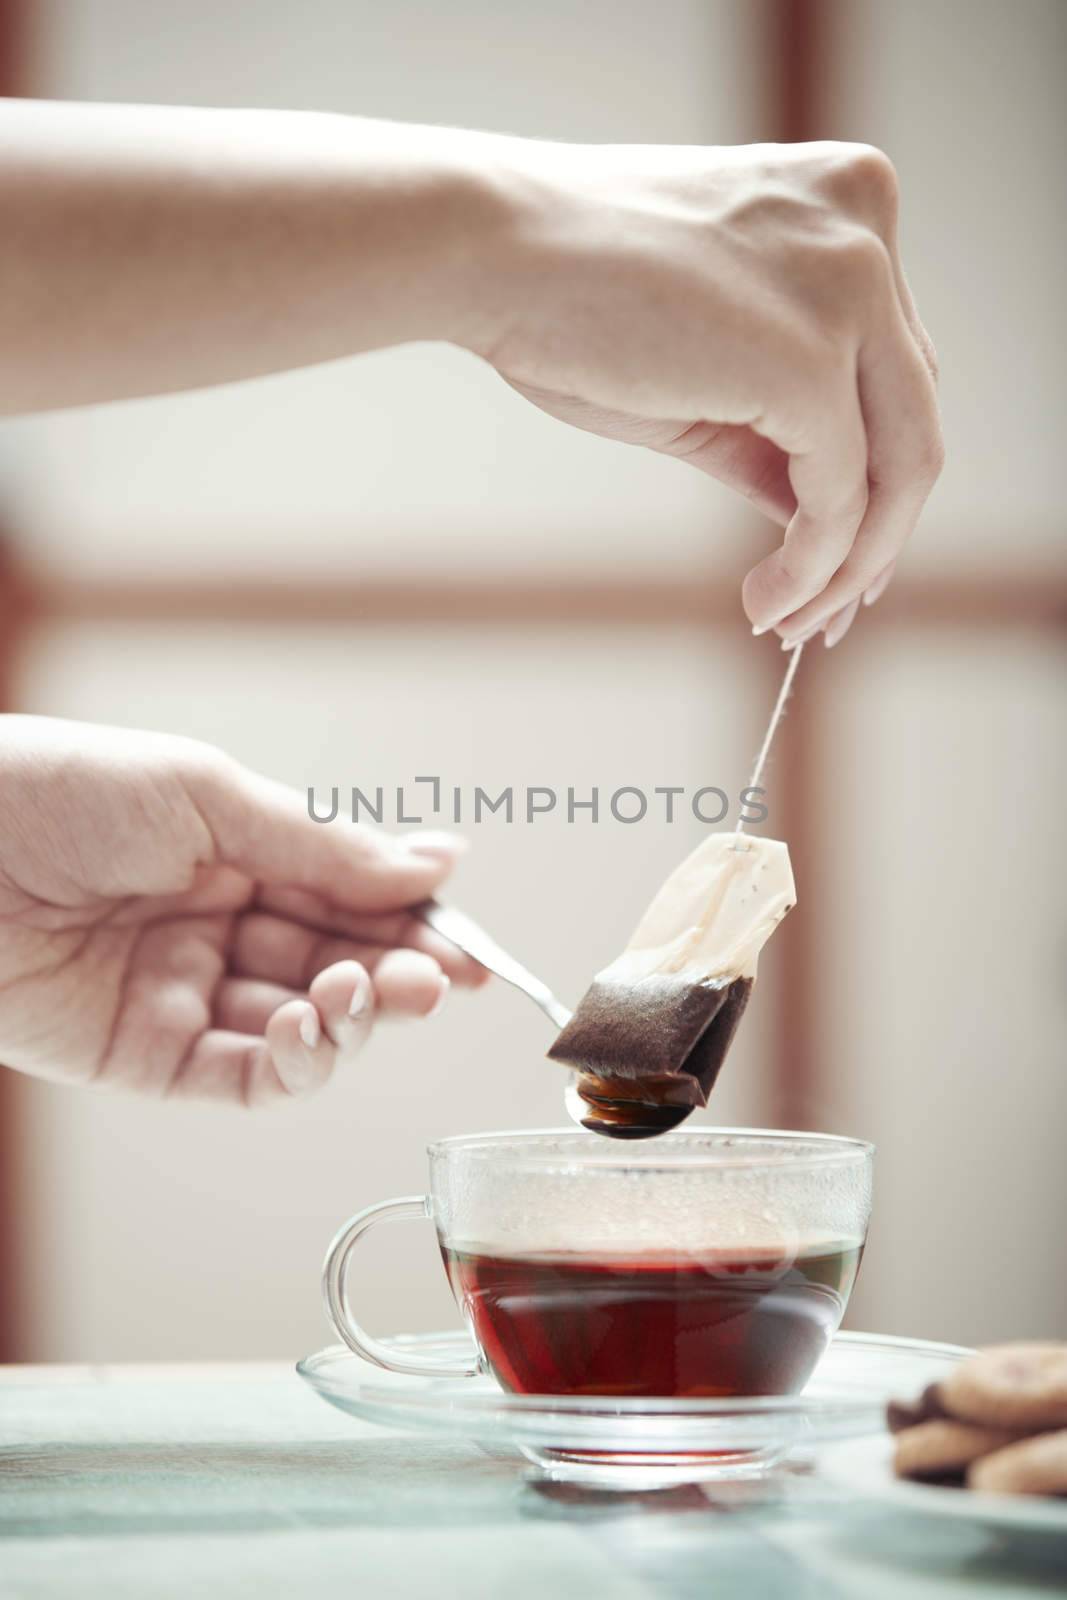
<box><xmin>443</xmin><ymin>1243</ymin><xmax>862</xmax><ymax>1397</ymax></box>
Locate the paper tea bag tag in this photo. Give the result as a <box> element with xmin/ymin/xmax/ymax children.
<box><xmin>549</xmin><ymin>835</ymin><xmax>795</xmax><ymax>1134</ymax></box>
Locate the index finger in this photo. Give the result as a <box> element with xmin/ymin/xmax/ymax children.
<box><xmin>741</xmin><ymin>371</ymin><xmax>870</xmax><ymax>630</ymax></box>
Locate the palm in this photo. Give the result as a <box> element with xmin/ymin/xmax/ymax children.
<box><xmin>0</xmin><ymin>718</ymin><xmax>480</xmax><ymax>1103</ymax></box>
<box><xmin>1</xmin><ymin>866</ymin><xmax>256</xmax><ymax>1093</ymax></box>
<box><xmin>96</xmin><ymin>894</ymin><xmax>244</xmax><ymax>1092</ymax></box>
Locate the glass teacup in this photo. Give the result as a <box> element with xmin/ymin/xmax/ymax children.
<box><xmin>323</xmin><ymin>1128</ymin><xmax>873</xmax><ymax>1397</ymax></box>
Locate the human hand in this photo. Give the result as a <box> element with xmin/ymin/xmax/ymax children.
<box><xmin>476</xmin><ymin>140</ymin><xmax>942</xmax><ymax>645</ymax></box>
<box><xmin>0</xmin><ymin>717</ymin><xmax>485</xmax><ymax>1104</ymax></box>
<box><xmin>0</xmin><ymin>109</ymin><xmax>939</xmax><ymax>645</ymax></box>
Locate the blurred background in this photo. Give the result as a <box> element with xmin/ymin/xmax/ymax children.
<box><xmin>0</xmin><ymin>0</ymin><xmax>1063</xmax><ymax>1364</ymax></box>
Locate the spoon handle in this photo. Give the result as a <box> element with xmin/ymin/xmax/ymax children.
<box><xmin>414</xmin><ymin>900</ymin><xmax>571</xmax><ymax>1032</ymax></box>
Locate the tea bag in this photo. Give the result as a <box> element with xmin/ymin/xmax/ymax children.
<box><xmin>549</xmin><ymin>834</ymin><xmax>795</xmax><ymax>1137</ymax></box>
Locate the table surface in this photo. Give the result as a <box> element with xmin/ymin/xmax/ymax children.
<box><xmin>1</xmin><ymin>1364</ymin><xmax>1065</xmax><ymax>1600</ymax></box>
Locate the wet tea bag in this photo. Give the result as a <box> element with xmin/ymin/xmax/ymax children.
<box><xmin>549</xmin><ymin>833</ymin><xmax>795</xmax><ymax>1136</ymax></box>
<box><xmin>551</xmin><ymin>642</ymin><xmax>803</xmax><ymax>1138</ymax></box>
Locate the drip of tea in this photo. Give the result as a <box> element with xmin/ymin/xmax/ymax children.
<box><xmin>443</xmin><ymin>1240</ymin><xmax>862</xmax><ymax>1397</ymax></box>
<box><xmin>564</xmin><ymin>1076</ymin><xmax>693</xmax><ymax>1138</ymax></box>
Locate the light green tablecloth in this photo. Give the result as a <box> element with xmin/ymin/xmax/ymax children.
<box><xmin>1</xmin><ymin>1365</ymin><xmax>1064</xmax><ymax>1598</ymax></box>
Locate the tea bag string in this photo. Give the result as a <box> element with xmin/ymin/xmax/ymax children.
<box><xmin>733</xmin><ymin>641</ymin><xmax>805</xmax><ymax>849</ymax></box>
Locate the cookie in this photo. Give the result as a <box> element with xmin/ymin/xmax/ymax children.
<box><xmin>940</xmin><ymin>1343</ymin><xmax>1067</xmax><ymax>1430</ymax></box>
<box><xmin>893</xmin><ymin>1419</ymin><xmax>1024</xmax><ymax>1482</ymax></box>
<box><xmin>967</xmin><ymin>1429</ymin><xmax>1067</xmax><ymax>1497</ymax></box>
<box><xmin>887</xmin><ymin>1380</ymin><xmax>947</xmax><ymax>1434</ymax></box>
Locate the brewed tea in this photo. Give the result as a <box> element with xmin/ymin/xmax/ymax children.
<box><xmin>444</xmin><ymin>1241</ymin><xmax>862</xmax><ymax>1397</ymax></box>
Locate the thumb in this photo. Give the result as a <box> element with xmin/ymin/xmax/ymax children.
<box><xmin>653</xmin><ymin>422</ymin><xmax>797</xmax><ymax>527</ymax></box>
<box><xmin>190</xmin><ymin>756</ymin><xmax>467</xmax><ymax>911</ymax></box>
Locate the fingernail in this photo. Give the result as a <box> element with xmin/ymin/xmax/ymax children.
<box><xmin>348</xmin><ymin>970</ymin><xmax>371</xmax><ymax>1018</ymax></box>
<box><xmin>399</xmin><ymin>831</ymin><xmax>469</xmax><ymax>863</ymax></box>
<box><xmin>426</xmin><ymin>976</ymin><xmax>451</xmax><ymax>1019</ymax></box>
<box><xmin>824</xmin><ymin>600</ymin><xmax>861</xmax><ymax>649</ymax></box>
<box><xmin>298</xmin><ymin>1007</ymin><xmax>321</xmax><ymax>1050</ymax></box>
<box><xmin>866</xmin><ymin>557</ymin><xmax>898</xmax><ymax>607</ymax></box>
<box><xmin>780</xmin><ymin>624</ymin><xmax>820</xmax><ymax>651</ymax></box>
<box><xmin>752</xmin><ymin>602</ymin><xmax>795</xmax><ymax>636</ymax></box>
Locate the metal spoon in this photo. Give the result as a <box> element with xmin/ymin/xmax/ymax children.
<box><xmin>414</xmin><ymin>900</ymin><xmax>572</xmax><ymax>1032</ymax></box>
<box><xmin>415</xmin><ymin>900</ymin><xmax>661</xmax><ymax>1136</ymax></box>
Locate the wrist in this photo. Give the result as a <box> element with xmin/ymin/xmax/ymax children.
<box><xmin>413</xmin><ymin>126</ymin><xmax>576</xmax><ymax>359</ymax></box>
<box><xmin>330</xmin><ymin>116</ymin><xmax>582</xmax><ymax>360</ymax></box>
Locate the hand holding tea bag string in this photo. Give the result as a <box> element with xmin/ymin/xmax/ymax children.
<box><xmin>0</xmin><ymin>718</ymin><xmax>484</xmax><ymax>1105</ymax></box>
<box><xmin>0</xmin><ymin>105</ymin><xmax>943</xmax><ymax>642</ymax></box>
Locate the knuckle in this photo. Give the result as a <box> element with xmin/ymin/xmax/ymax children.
<box><xmin>801</xmin><ymin>466</ymin><xmax>868</xmax><ymax>526</ymax></box>
<box><xmin>781</xmin><ymin>538</ymin><xmax>839</xmax><ymax>593</ymax></box>
<box><xmin>822</xmin><ymin>143</ymin><xmax>900</xmax><ymax>228</ymax></box>
<box><xmin>838</xmin><ymin>551</ymin><xmax>890</xmax><ymax>592</ymax></box>
<box><xmin>837</xmin><ymin>228</ymin><xmax>894</xmax><ymax>291</ymax></box>
<box><xmin>804</xmin><ymin>231</ymin><xmax>894</xmax><ymax>334</ymax></box>
<box><xmin>816</xmin><ymin>514</ymin><xmax>864</xmax><ymax>563</ymax></box>
<box><xmin>850</xmin><ymin>145</ymin><xmax>900</xmax><ymax>221</ymax></box>
<box><xmin>173</xmin><ymin>734</ymin><xmax>235</xmax><ymax>793</ymax></box>
<box><xmin>836</xmin><ymin>482</ymin><xmax>871</xmax><ymax>524</ymax></box>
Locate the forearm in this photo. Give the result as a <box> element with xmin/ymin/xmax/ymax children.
<box><xmin>0</xmin><ymin>99</ymin><xmax>522</xmax><ymax>414</ymax></box>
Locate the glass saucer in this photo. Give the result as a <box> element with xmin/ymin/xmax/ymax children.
<box><xmin>298</xmin><ymin>1330</ymin><xmax>969</xmax><ymax>1490</ymax></box>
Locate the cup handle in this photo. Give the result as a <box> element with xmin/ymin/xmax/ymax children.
<box><xmin>322</xmin><ymin>1195</ymin><xmax>481</xmax><ymax>1378</ymax></box>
